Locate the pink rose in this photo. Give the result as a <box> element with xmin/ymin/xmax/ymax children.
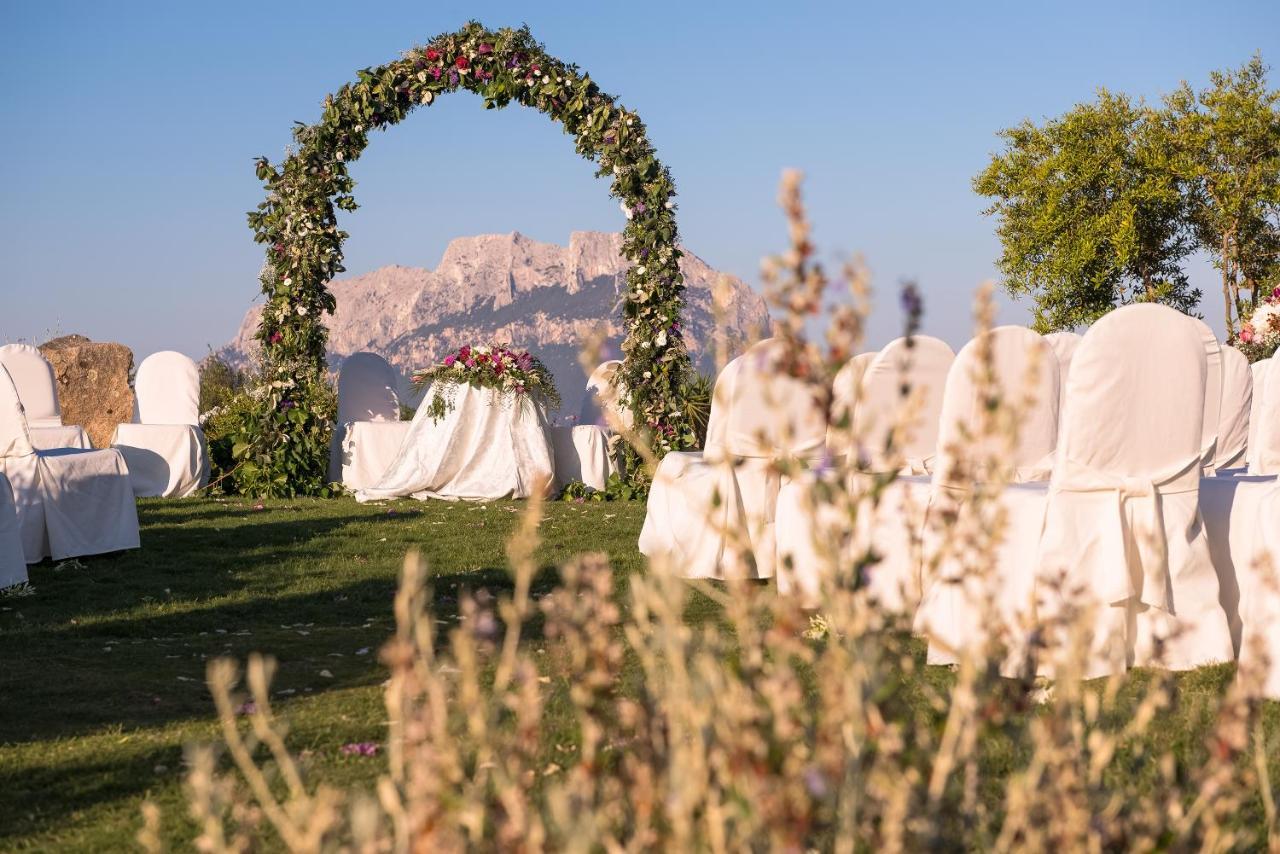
<box><xmin>443</xmin><ymin>354</ymin><xmax>456</xmax><ymax>366</ymax></box>
<box><xmin>1240</xmin><ymin>324</ymin><xmax>1255</xmax><ymax>343</ymax></box>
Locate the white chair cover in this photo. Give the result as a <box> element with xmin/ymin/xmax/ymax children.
<box><xmin>1201</xmin><ymin>475</ymin><xmax>1278</xmax><ymax>658</ymax></box>
<box><xmin>914</xmin><ymin>327</ymin><xmax>1061</xmax><ymax>658</ymax></box>
<box><xmin>551</xmin><ymin>361</ymin><xmax>625</xmax><ymax>491</ymax></box>
<box><xmin>0</xmin><ymin>344</ymin><xmax>61</xmax><ymax>429</ymax></box>
<box><xmin>28</xmin><ymin>425</ymin><xmax>91</xmax><ymax>451</ymax></box>
<box><xmin>1253</xmin><ymin>358</ymin><xmax>1280</xmax><ymax>476</ymax></box>
<box><xmin>1034</xmin><ymin>304</ymin><xmax>1232</xmax><ymax>678</ymax></box>
<box><xmin>853</xmin><ymin>336</ymin><xmax>955</xmax><ymax>475</ymax></box>
<box><xmin>331</xmin><ymin>353</ymin><xmax>403</xmax><ymax>486</ymax></box>
<box><xmin>1237</xmin><ymin>486</ymin><xmax>1280</xmax><ymax>699</ymax></box>
<box><xmin>1190</xmin><ymin>318</ymin><xmax>1223</xmax><ymax>475</ymax></box>
<box><xmin>1247</xmin><ymin>359</ymin><xmax>1270</xmax><ymax>473</ymax></box>
<box><xmin>1043</xmin><ymin>331</ymin><xmax>1082</xmax><ymax>423</ymax></box>
<box><xmin>0</xmin><ymin>473</ymin><xmax>27</xmax><ymax>591</ymax></box>
<box><xmin>1213</xmin><ymin>346</ymin><xmax>1252</xmax><ymax>471</ymax></box>
<box><xmin>355</xmin><ymin>382</ymin><xmax>554</xmax><ymax>502</ymax></box>
<box><xmin>640</xmin><ymin>339</ymin><xmax>827</xmax><ymax>580</ymax></box>
<box><xmin>0</xmin><ymin>364</ymin><xmax>139</xmax><ymax>563</ymax></box>
<box><xmin>578</xmin><ymin>360</ymin><xmax>629</xmax><ymax>430</ymax></box>
<box><xmin>112</xmin><ymin>351</ymin><xmax>210</xmax><ymax>498</ymax></box>
<box><xmin>775</xmin><ymin>350</ymin><xmax>877</xmax><ymax>602</ymax></box>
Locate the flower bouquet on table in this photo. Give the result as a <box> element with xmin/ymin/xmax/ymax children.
<box><xmin>1233</xmin><ymin>287</ymin><xmax>1280</xmax><ymax>363</ymax></box>
<box><xmin>412</xmin><ymin>345</ymin><xmax>561</xmax><ymax>421</ymax></box>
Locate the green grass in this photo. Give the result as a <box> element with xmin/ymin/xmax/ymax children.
<box><xmin>0</xmin><ymin>497</ymin><xmax>652</xmax><ymax>852</ymax></box>
<box><xmin>0</xmin><ymin>497</ymin><xmax>1275</xmax><ymax>850</ymax></box>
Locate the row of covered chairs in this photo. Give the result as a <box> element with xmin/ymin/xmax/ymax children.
<box><xmin>639</xmin><ymin>306</ymin><xmax>1279</xmax><ymax>689</ymax></box>
<box><xmin>331</xmin><ymin>352</ymin><xmax>625</xmax><ymax>493</ymax></box>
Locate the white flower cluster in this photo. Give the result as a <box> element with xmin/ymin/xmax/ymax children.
<box><xmin>1245</xmin><ymin>300</ymin><xmax>1280</xmax><ymax>346</ymax></box>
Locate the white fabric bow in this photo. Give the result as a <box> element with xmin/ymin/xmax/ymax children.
<box><xmin>1051</xmin><ymin>454</ymin><xmax>1202</xmax><ymax>614</ymax></box>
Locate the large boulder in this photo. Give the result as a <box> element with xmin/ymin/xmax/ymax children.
<box><xmin>39</xmin><ymin>335</ymin><xmax>135</xmax><ymax>448</ymax></box>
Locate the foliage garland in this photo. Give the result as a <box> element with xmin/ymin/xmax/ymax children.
<box><xmin>243</xmin><ymin>22</ymin><xmax>692</xmax><ymax>495</ymax></box>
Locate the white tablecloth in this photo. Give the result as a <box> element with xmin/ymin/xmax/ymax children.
<box><xmin>355</xmin><ymin>383</ymin><xmax>554</xmax><ymax>502</ymax></box>
<box><xmin>28</xmin><ymin>425</ymin><xmax>91</xmax><ymax>451</ymax></box>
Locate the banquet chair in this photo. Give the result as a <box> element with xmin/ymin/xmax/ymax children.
<box><xmin>1190</xmin><ymin>318</ymin><xmax>1224</xmax><ymax>476</ymax></box>
<box><xmin>550</xmin><ymin>360</ymin><xmax>623</xmax><ymax>491</ymax></box>
<box><xmin>1033</xmin><ymin>304</ymin><xmax>1232</xmax><ymax>679</ymax></box>
<box><xmin>1236</xmin><ymin>487</ymin><xmax>1280</xmax><ymax>699</ymax></box>
<box><xmin>0</xmin><ymin>343</ymin><xmax>90</xmax><ymax>451</ymax></box>
<box><xmin>774</xmin><ymin>350</ymin><xmax>877</xmax><ymax>602</ymax></box>
<box><xmin>331</xmin><ymin>353</ymin><xmax>409</xmax><ymax>491</ymax></box>
<box><xmin>1212</xmin><ymin>346</ymin><xmax>1252</xmax><ymax>472</ymax></box>
<box><xmin>1249</xmin><ymin>359</ymin><xmax>1274</xmax><ymax>474</ymax></box>
<box><xmin>1252</xmin><ymin>358</ymin><xmax>1280</xmax><ymax>476</ymax></box>
<box><xmin>0</xmin><ymin>474</ymin><xmax>27</xmax><ymax>592</ymax></box>
<box><xmin>1043</xmin><ymin>331</ymin><xmax>1081</xmax><ymax>423</ymax></box>
<box><xmin>111</xmin><ymin>351</ymin><xmax>210</xmax><ymax>497</ymax></box>
<box><xmin>914</xmin><ymin>326</ymin><xmax>1060</xmax><ymax>661</ymax></box>
<box><xmin>0</xmin><ymin>364</ymin><xmax>139</xmax><ymax>563</ymax></box>
<box><xmin>639</xmin><ymin>338</ymin><xmax>827</xmax><ymax>580</ymax></box>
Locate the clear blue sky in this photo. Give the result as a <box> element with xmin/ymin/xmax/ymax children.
<box><xmin>2</xmin><ymin>1</ymin><xmax>1277</xmax><ymax>361</ymax></box>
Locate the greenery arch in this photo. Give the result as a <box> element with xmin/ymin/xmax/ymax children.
<box><xmin>240</xmin><ymin>22</ymin><xmax>691</xmax><ymax>495</ymax></box>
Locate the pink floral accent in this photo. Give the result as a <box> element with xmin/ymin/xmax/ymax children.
<box><xmin>340</xmin><ymin>742</ymin><xmax>380</xmax><ymax>757</ymax></box>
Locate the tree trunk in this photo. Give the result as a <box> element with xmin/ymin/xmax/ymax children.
<box><xmin>1222</xmin><ymin>233</ymin><xmax>1234</xmax><ymax>336</ymax></box>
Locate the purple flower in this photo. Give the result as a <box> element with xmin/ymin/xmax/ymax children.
<box><xmin>603</xmin><ymin>133</ymin><xmax>616</xmax><ymax>144</ymax></box>
<box><xmin>236</xmin><ymin>701</ymin><xmax>257</xmax><ymax>716</ymax></box>
<box><xmin>632</xmin><ymin>202</ymin><xmax>646</xmax><ymax>214</ymax></box>
<box><xmin>478</xmin><ymin>43</ymin><xmax>493</xmax><ymax>55</ymax></box>
<box><xmin>430</xmin><ymin>66</ymin><xmax>442</xmax><ymax>80</ymax></box>
<box><xmin>340</xmin><ymin>742</ymin><xmax>380</xmax><ymax>757</ymax></box>
<box><xmin>506</xmin><ymin>56</ymin><xmax>519</xmax><ymax>69</ymax></box>
<box><xmin>639</xmin><ymin>248</ymin><xmax>649</xmax><ymax>259</ymax></box>
<box><xmin>448</xmin><ymin>69</ymin><xmax>459</xmax><ymax>86</ymax></box>
<box><xmin>279</xmin><ymin>400</ymin><xmax>296</xmax><ymax>411</ymax></box>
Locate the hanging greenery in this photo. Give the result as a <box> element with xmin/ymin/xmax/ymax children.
<box><xmin>241</xmin><ymin>22</ymin><xmax>692</xmax><ymax>496</ymax></box>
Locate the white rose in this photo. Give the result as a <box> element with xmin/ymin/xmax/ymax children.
<box><xmin>421</xmin><ymin>90</ymin><xmax>434</xmax><ymax>105</ymax></box>
<box><xmin>296</xmin><ymin>305</ymin><xmax>308</xmax><ymax>316</ymax></box>
<box><xmin>656</xmin><ymin>329</ymin><xmax>667</xmax><ymax>347</ymax></box>
<box><xmin>636</xmin><ymin>265</ymin><xmax>646</xmax><ymax>274</ymax></box>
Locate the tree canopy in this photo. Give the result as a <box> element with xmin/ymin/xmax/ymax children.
<box><xmin>976</xmin><ymin>55</ymin><xmax>1279</xmax><ymax>334</ymax></box>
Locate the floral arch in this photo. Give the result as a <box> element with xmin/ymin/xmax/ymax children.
<box><xmin>242</xmin><ymin>22</ymin><xmax>691</xmax><ymax>495</ymax></box>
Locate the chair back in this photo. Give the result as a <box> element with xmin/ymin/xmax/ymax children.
<box><xmin>1255</xmin><ymin>357</ymin><xmax>1280</xmax><ymax>475</ymax></box>
<box><xmin>934</xmin><ymin>326</ymin><xmax>1059</xmax><ymax>489</ymax></box>
<box><xmin>853</xmin><ymin>336</ymin><xmax>955</xmax><ymax>473</ymax></box>
<box><xmin>703</xmin><ymin>338</ymin><xmax>826</xmax><ymax>461</ymax></box>
<box><xmin>826</xmin><ymin>351</ymin><xmax>877</xmax><ymax>458</ymax></box>
<box><xmin>136</xmin><ymin>351</ymin><xmax>201</xmax><ymax>425</ymax></box>
<box><xmin>0</xmin><ymin>365</ymin><xmax>35</xmax><ymax>459</ymax></box>
<box><xmin>1248</xmin><ymin>359</ymin><xmax>1272</xmax><ymax>472</ymax></box>
<box><xmin>337</xmin><ymin>353</ymin><xmax>401</xmax><ymax>424</ymax></box>
<box><xmin>1189</xmin><ymin>318</ymin><xmax>1223</xmax><ymax>474</ymax></box>
<box><xmin>578</xmin><ymin>360</ymin><xmax>629</xmax><ymax>429</ymax></box>
<box><xmin>1044</xmin><ymin>331</ymin><xmax>1081</xmax><ymax>420</ymax></box>
<box><xmin>0</xmin><ymin>344</ymin><xmax>60</xmax><ymax>428</ymax></box>
<box><xmin>1214</xmin><ymin>346</ymin><xmax>1251</xmax><ymax>470</ymax></box>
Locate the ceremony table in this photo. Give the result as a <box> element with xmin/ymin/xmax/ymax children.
<box><xmin>355</xmin><ymin>381</ymin><xmax>554</xmax><ymax>502</ymax></box>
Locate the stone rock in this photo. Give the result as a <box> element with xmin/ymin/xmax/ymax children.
<box><xmin>221</xmin><ymin>231</ymin><xmax>771</xmax><ymax>417</ymax></box>
<box><xmin>39</xmin><ymin>335</ymin><xmax>135</xmax><ymax>448</ymax></box>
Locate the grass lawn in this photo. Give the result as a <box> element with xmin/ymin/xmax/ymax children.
<box><xmin>0</xmin><ymin>497</ymin><xmax>1275</xmax><ymax>850</ymax></box>
<box><xmin>0</xmin><ymin>496</ymin><xmax>658</xmax><ymax>851</ymax></box>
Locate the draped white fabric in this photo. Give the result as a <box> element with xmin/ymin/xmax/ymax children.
<box><xmin>775</xmin><ymin>351</ymin><xmax>877</xmax><ymax>602</ymax></box>
<box><xmin>1236</xmin><ymin>486</ymin><xmax>1280</xmax><ymax>699</ymax></box>
<box><xmin>550</xmin><ymin>425</ymin><xmax>617</xmax><ymax>491</ymax></box>
<box><xmin>1191</xmin><ymin>318</ymin><xmax>1224</xmax><ymax>475</ymax></box>
<box><xmin>914</xmin><ymin>327</ymin><xmax>1061</xmax><ymax>657</ymax></box>
<box><xmin>339</xmin><ymin>421</ymin><xmax>414</xmax><ymax>492</ymax></box>
<box><xmin>29</xmin><ymin>425</ymin><xmax>91</xmax><ymax>451</ymax></box>
<box><xmin>1252</xmin><ymin>358</ymin><xmax>1279</xmax><ymax>476</ymax></box>
<box><xmin>331</xmin><ymin>353</ymin><xmax>403</xmax><ymax>486</ymax></box>
<box><xmin>551</xmin><ymin>361</ymin><xmax>624</xmax><ymax>490</ymax></box>
<box><xmin>640</xmin><ymin>339</ymin><xmax>827</xmax><ymax>580</ymax></box>
<box><xmin>1200</xmin><ymin>475</ymin><xmax>1279</xmax><ymax>658</ymax></box>
<box><xmin>112</xmin><ymin>351</ymin><xmax>210</xmax><ymax>498</ymax></box>
<box><xmin>1214</xmin><ymin>346</ymin><xmax>1252</xmax><ymax>471</ymax></box>
<box><xmin>1033</xmin><ymin>304</ymin><xmax>1232</xmax><ymax>678</ymax></box>
<box><xmin>853</xmin><ymin>336</ymin><xmax>955</xmax><ymax>475</ymax></box>
<box><xmin>0</xmin><ymin>473</ymin><xmax>27</xmax><ymax>591</ymax></box>
<box><xmin>0</xmin><ymin>344</ymin><xmax>62</xmax><ymax>428</ymax></box>
<box><xmin>0</xmin><ymin>364</ymin><xmax>139</xmax><ymax>563</ymax></box>
<box><xmin>1043</xmin><ymin>331</ymin><xmax>1081</xmax><ymax>423</ymax></box>
<box><xmin>355</xmin><ymin>382</ymin><xmax>554</xmax><ymax>502</ymax></box>
<box><xmin>1247</xmin><ymin>359</ymin><xmax>1271</xmax><ymax>473</ymax></box>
